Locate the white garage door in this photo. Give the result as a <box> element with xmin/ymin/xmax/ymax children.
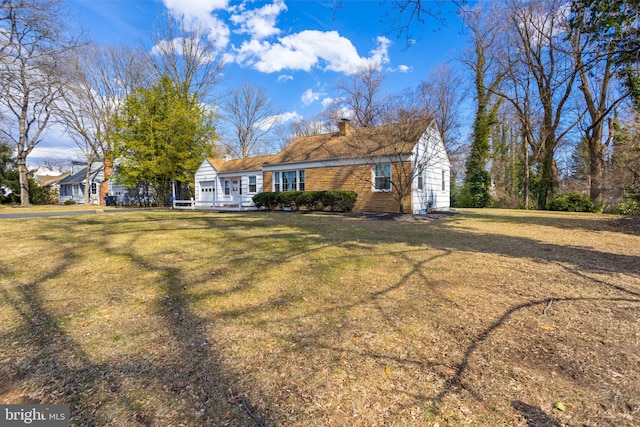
<box><xmin>200</xmin><ymin>181</ymin><xmax>215</xmax><ymax>202</ymax></box>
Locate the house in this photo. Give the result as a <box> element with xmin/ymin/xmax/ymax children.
<box><xmin>195</xmin><ymin>155</ymin><xmax>274</xmax><ymax>209</ymax></box>
<box><xmin>193</xmin><ymin>120</ymin><xmax>450</xmax><ymax>214</ymax></box>
<box><xmin>58</xmin><ymin>161</ymin><xmax>104</xmax><ymax>204</ymax></box>
<box><xmin>35</xmin><ymin>172</ymin><xmax>70</xmax><ymax>200</ymax></box>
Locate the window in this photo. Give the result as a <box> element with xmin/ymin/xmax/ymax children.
<box><xmin>282</xmin><ymin>171</ymin><xmax>296</xmax><ymax>191</ymax></box>
<box><xmin>373</xmin><ymin>164</ymin><xmax>391</xmax><ymax>191</ymax></box>
<box><xmin>417</xmin><ymin>166</ymin><xmax>424</xmax><ymax>190</ymax></box>
<box><xmin>273</xmin><ymin>170</ymin><xmax>305</xmax><ymax>192</ymax></box>
<box><xmin>249</xmin><ymin>176</ymin><xmax>257</xmax><ymax>193</ymax></box>
<box><xmin>91</xmin><ymin>183</ymin><xmax>97</xmax><ymax>195</ymax></box>
<box><xmin>274</xmin><ymin>172</ymin><xmax>280</xmax><ymax>192</ymax></box>
<box><xmin>224</xmin><ymin>180</ymin><xmax>230</xmax><ymax>195</ymax></box>
<box><xmin>442</xmin><ymin>170</ymin><xmax>446</xmax><ymax>191</ymax></box>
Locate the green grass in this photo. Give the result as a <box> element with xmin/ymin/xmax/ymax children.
<box><xmin>0</xmin><ymin>208</ymin><xmax>639</xmax><ymax>426</ymax></box>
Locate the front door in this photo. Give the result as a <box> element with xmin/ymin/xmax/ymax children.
<box><xmin>223</xmin><ymin>177</ymin><xmax>242</xmax><ymax>204</ymax></box>
<box><xmin>231</xmin><ymin>178</ymin><xmax>241</xmax><ymax>200</ymax></box>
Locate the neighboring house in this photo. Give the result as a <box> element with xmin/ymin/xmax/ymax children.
<box><xmin>193</xmin><ymin>120</ymin><xmax>451</xmax><ymax>214</ymax></box>
<box><xmin>58</xmin><ymin>161</ymin><xmax>104</xmax><ymax>204</ymax></box>
<box><xmin>35</xmin><ymin>172</ymin><xmax>70</xmax><ymax>200</ymax></box>
<box><xmin>57</xmin><ymin>159</ymin><xmax>155</xmax><ymax>206</ymax></box>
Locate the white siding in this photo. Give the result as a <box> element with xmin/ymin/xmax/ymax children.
<box><xmin>194</xmin><ymin>159</ymin><xmax>263</xmax><ymax>208</ymax></box>
<box><xmin>194</xmin><ymin>160</ymin><xmax>218</xmax><ymax>205</ymax></box>
<box><xmin>411</xmin><ymin>125</ymin><xmax>451</xmax><ymax>213</ymax></box>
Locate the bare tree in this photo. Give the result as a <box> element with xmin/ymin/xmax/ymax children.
<box><xmin>0</xmin><ymin>0</ymin><xmax>82</xmax><ymax>205</ymax></box>
<box><xmin>55</xmin><ymin>44</ymin><xmax>149</xmax><ymax>205</ymax></box>
<box><xmin>273</xmin><ymin>115</ymin><xmax>328</xmax><ymax>151</ymax></box>
<box><xmin>419</xmin><ymin>63</ymin><xmax>467</xmax><ymax>181</ymax></box>
<box><xmin>221</xmin><ymin>82</ymin><xmax>281</xmax><ymax>158</ymax></box>
<box><xmin>148</xmin><ymin>14</ymin><xmax>225</xmax><ymax>102</ymax></box>
<box><xmin>504</xmin><ymin>0</ymin><xmax>582</xmax><ymax>208</ymax></box>
<box><xmin>377</xmin><ymin>0</ymin><xmax>468</xmax><ymax>48</ymax></box>
<box><xmin>330</xmin><ymin>63</ymin><xmax>389</xmax><ymax>128</ymax></box>
<box><xmin>571</xmin><ymin>9</ymin><xmax>629</xmax><ymax>205</ymax></box>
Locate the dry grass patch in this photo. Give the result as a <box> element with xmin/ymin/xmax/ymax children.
<box><xmin>0</xmin><ymin>208</ymin><xmax>639</xmax><ymax>426</ymax></box>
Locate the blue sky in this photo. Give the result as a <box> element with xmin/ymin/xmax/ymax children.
<box><xmin>33</xmin><ymin>0</ymin><xmax>471</xmax><ymax>166</ymax></box>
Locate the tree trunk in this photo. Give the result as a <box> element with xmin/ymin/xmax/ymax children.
<box><xmin>84</xmin><ymin>159</ymin><xmax>94</xmax><ymax>205</ymax></box>
<box><xmin>524</xmin><ymin>136</ymin><xmax>529</xmax><ymax>210</ymax></box>
<box><xmin>589</xmin><ymin>137</ymin><xmax>606</xmax><ymax>205</ymax></box>
<box><xmin>17</xmin><ymin>154</ymin><xmax>30</xmax><ymax>206</ymax></box>
<box><xmin>538</xmin><ymin>147</ymin><xmax>559</xmax><ymax>209</ymax></box>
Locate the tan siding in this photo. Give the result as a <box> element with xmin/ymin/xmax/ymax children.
<box><xmin>261</xmin><ymin>162</ymin><xmax>411</xmax><ymax>213</ymax></box>
<box><xmin>306</xmin><ymin>163</ymin><xmax>410</xmax><ymax>213</ymax></box>
<box><xmin>263</xmin><ymin>172</ymin><xmax>272</xmax><ymax>192</ymax></box>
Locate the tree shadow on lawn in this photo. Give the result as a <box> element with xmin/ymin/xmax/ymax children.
<box><xmin>8</xmin><ymin>211</ymin><xmax>637</xmax><ymax>425</ymax></box>
<box><xmin>0</xmin><ymin>234</ymin><xmax>264</xmax><ymax>426</ymax></box>
<box><xmin>187</xmin><ymin>212</ymin><xmax>640</xmax><ymax>423</ymax></box>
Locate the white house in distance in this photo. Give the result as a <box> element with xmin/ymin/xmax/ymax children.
<box><xmin>192</xmin><ymin>120</ymin><xmax>451</xmax><ymax>214</ymax></box>
<box><xmin>194</xmin><ymin>155</ymin><xmax>274</xmax><ymax>209</ymax></box>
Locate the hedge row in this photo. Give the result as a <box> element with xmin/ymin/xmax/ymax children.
<box><xmin>252</xmin><ymin>190</ymin><xmax>357</xmax><ymax>212</ymax></box>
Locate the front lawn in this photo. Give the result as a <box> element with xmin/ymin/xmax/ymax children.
<box><xmin>1</xmin><ymin>209</ymin><xmax>638</xmax><ymax>426</ymax></box>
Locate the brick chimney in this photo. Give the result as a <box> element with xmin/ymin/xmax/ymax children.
<box><xmin>338</xmin><ymin>118</ymin><xmax>351</xmax><ymax>136</ymax></box>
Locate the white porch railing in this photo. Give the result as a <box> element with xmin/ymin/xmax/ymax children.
<box><xmin>172</xmin><ymin>198</ymin><xmax>258</xmax><ymax>211</ymax></box>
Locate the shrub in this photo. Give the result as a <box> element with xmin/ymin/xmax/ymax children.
<box><xmin>608</xmin><ymin>201</ymin><xmax>640</xmax><ymax>215</ymax></box>
<box><xmin>548</xmin><ymin>192</ymin><xmax>596</xmax><ymax>212</ymax></box>
<box><xmin>252</xmin><ymin>192</ymin><xmax>280</xmax><ymax>210</ymax></box>
<box><xmin>27</xmin><ymin>178</ymin><xmax>54</xmax><ymax>204</ymax></box>
<box><xmin>252</xmin><ymin>190</ymin><xmax>357</xmax><ymax>212</ymax></box>
<box><xmin>63</xmin><ymin>199</ymin><xmax>76</xmax><ymax>205</ymax></box>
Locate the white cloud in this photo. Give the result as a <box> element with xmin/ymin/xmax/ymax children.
<box><xmin>277</xmin><ymin>74</ymin><xmax>293</xmax><ymax>82</ymax></box>
<box><xmin>301</xmin><ymin>88</ymin><xmax>321</xmax><ymax>106</ymax></box>
<box><xmin>162</xmin><ymin>0</ymin><xmax>231</xmax><ymax>49</ymax></box>
<box><xmin>364</xmin><ymin>36</ymin><xmax>390</xmax><ymax>69</ymax></box>
<box><xmin>270</xmin><ymin>111</ymin><xmax>301</xmax><ymax>124</ymax></box>
<box><xmin>230</xmin><ymin>0</ymin><xmax>287</xmax><ymax>40</ymax></box>
<box><xmin>256</xmin><ymin>111</ymin><xmax>301</xmax><ymax>131</ymax></box>
<box><xmin>163</xmin><ymin>0</ymin><xmax>228</xmax><ymax>16</ymax></box>
<box><xmin>390</xmin><ymin>65</ymin><xmax>413</xmax><ymax>73</ymax></box>
<box><xmin>321</xmin><ymin>97</ymin><xmax>334</xmax><ymax>108</ymax></box>
<box><xmin>233</xmin><ymin>30</ymin><xmax>391</xmax><ymax>74</ymax></box>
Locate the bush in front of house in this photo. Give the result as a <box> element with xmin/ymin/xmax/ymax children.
<box><xmin>548</xmin><ymin>192</ymin><xmax>597</xmax><ymax>212</ymax></box>
<box><xmin>253</xmin><ymin>190</ymin><xmax>357</xmax><ymax>212</ymax></box>
<box><xmin>252</xmin><ymin>192</ymin><xmax>280</xmax><ymax>210</ymax></box>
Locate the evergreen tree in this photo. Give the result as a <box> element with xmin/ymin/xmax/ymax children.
<box><xmin>109</xmin><ymin>76</ymin><xmax>218</xmax><ymax>206</ymax></box>
<box><xmin>0</xmin><ymin>141</ymin><xmax>19</xmax><ymax>203</ymax></box>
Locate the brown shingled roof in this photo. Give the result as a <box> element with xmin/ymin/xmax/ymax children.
<box><xmin>206</xmin><ymin>154</ymin><xmax>275</xmax><ymax>173</ymax></box>
<box><xmin>265</xmin><ymin>122</ymin><xmax>426</xmax><ymax>165</ymax></box>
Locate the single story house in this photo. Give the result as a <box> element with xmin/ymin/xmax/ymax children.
<box><xmin>195</xmin><ymin>155</ymin><xmax>275</xmax><ymax>209</ymax></box>
<box><xmin>35</xmin><ymin>172</ymin><xmax>70</xmax><ymax>198</ymax></box>
<box><xmin>193</xmin><ymin>120</ymin><xmax>450</xmax><ymax>214</ymax></box>
<box><xmin>58</xmin><ymin>161</ymin><xmax>104</xmax><ymax>204</ymax></box>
